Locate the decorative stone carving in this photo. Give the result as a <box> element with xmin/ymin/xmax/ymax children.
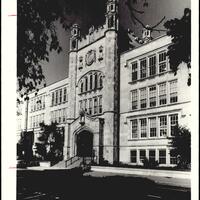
<box><xmin>85</xmin><ymin>50</ymin><xmax>96</xmax><ymax>66</ymax></box>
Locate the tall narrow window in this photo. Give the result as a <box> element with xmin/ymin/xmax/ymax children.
<box><xmin>159</xmin><ymin>83</ymin><xmax>167</xmax><ymax>105</ymax></box>
<box><xmin>140</xmin><ymin>88</ymin><xmax>147</xmax><ymax>109</ymax></box>
<box><xmin>159</xmin><ymin>149</ymin><xmax>166</xmax><ymax>164</ymax></box>
<box><xmin>55</xmin><ymin>90</ymin><xmax>58</xmax><ymax>105</ymax></box>
<box><xmin>149</xmin><ymin>117</ymin><xmax>157</xmax><ymax>137</ymax></box>
<box><xmin>170</xmin><ymin>80</ymin><xmax>178</xmax><ymax>103</ymax></box>
<box><xmin>59</xmin><ymin>109</ymin><xmax>62</xmax><ymax>123</ymax></box>
<box><xmin>85</xmin><ymin>77</ymin><xmax>88</xmax><ymax>92</ymax></box>
<box><xmin>84</xmin><ymin>100</ymin><xmax>87</xmax><ymax>112</ymax></box>
<box><xmin>131</xmin><ymin>119</ymin><xmax>138</xmax><ymax>139</ymax></box>
<box><xmin>170</xmin><ymin>114</ymin><xmax>178</xmax><ymax>136</ymax></box>
<box><xmin>59</xmin><ymin>89</ymin><xmax>62</xmax><ymax>104</ymax></box>
<box><xmin>170</xmin><ymin>150</ymin><xmax>177</xmax><ymax>164</ymax></box>
<box><xmin>149</xmin><ymin>55</ymin><xmax>156</xmax><ymax>76</ymax></box>
<box><xmin>90</xmin><ymin>74</ymin><xmax>93</xmax><ymax>90</ymax></box>
<box><xmin>159</xmin><ymin>116</ymin><xmax>167</xmax><ymax>137</ymax></box>
<box><xmin>131</xmin><ymin>90</ymin><xmax>138</xmax><ymax>110</ymax></box>
<box><xmin>42</xmin><ymin>96</ymin><xmax>45</xmax><ymax>108</ymax></box>
<box><xmin>99</xmin><ymin>96</ymin><xmax>102</xmax><ymax>114</ymax></box>
<box><xmin>159</xmin><ymin>51</ymin><xmax>167</xmax><ymax>73</ymax></box>
<box><xmin>149</xmin><ymin>85</ymin><xmax>156</xmax><ymax>107</ymax></box>
<box><xmin>149</xmin><ymin>150</ymin><xmax>156</xmax><ymax>162</ymax></box>
<box><xmin>94</xmin><ymin>97</ymin><xmax>98</xmax><ymax>114</ymax></box>
<box><xmin>63</xmin><ymin>87</ymin><xmax>67</xmax><ymax>102</ymax></box>
<box><xmin>63</xmin><ymin>108</ymin><xmax>66</xmax><ymax>122</ymax></box>
<box><xmin>94</xmin><ymin>74</ymin><xmax>98</xmax><ymax>89</ymax></box>
<box><xmin>52</xmin><ymin>92</ymin><xmax>54</xmax><ymax>106</ymax></box>
<box><xmin>140</xmin><ymin>58</ymin><xmax>147</xmax><ymax>79</ymax></box>
<box><xmin>89</xmin><ymin>99</ymin><xmax>92</xmax><ymax>115</ymax></box>
<box><xmin>99</xmin><ymin>76</ymin><xmax>103</xmax><ymax>88</ymax></box>
<box><xmin>131</xmin><ymin>61</ymin><xmax>138</xmax><ymax>81</ymax></box>
<box><xmin>140</xmin><ymin>118</ymin><xmax>147</xmax><ymax>138</ymax></box>
<box><xmin>139</xmin><ymin>150</ymin><xmax>146</xmax><ymax>163</ymax></box>
<box><xmin>130</xmin><ymin>150</ymin><xmax>137</xmax><ymax>163</ymax></box>
<box><xmin>79</xmin><ymin>100</ymin><xmax>82</xmax><ymax>111</ymax></box>
<box><xmin>80</xmin><ymin>82</ymin><xmax>84</xmax><ymax>93</ymax></box>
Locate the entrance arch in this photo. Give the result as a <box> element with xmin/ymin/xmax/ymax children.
<box><xmin>76</xmin><ymin>131</ymin><xmax>93</xmax><ymax>157</ymax></box>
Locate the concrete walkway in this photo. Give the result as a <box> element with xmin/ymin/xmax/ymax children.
<box><xmin>91</xmin><ymin>166</ymin><xmax>191</xmax><ymax>179</ymax></box>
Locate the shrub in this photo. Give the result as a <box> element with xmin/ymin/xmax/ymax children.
<box><xmin>142</xmin><ymin>157</ymin><xmax>159</xmax><ymax>169</ymax></box>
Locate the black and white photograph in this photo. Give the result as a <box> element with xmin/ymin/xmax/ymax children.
<box><xmin>1</xmin><ymin>0</ymin><xmax>199</xmax><ymax>200</ymax></box>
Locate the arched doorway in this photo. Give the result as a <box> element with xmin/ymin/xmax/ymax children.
<box><xmin>76</xmin><ymin>131</ymin><xmax>93</xmax><ymax>157</ymax></box>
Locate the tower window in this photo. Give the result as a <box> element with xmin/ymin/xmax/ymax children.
<box><xmin>108</xmin><ymin>16</ymin><xmax>114</xmax><ymax>28</ymax></box>
<box><xmin>72</xmin><ymin>40</ymin><xmax>76</xmax><ymax>49</ymax></box>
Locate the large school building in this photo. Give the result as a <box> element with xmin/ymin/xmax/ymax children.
<box><xmin>17</xmin><ymin>0</ymin><xmax>191</xmax><ymax>166</ymax></box>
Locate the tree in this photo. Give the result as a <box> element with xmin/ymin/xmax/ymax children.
<box><xmin>164</xmin><ymin>8</ymin><xmax>191</xmax><ymax>85</ymax></box>
<box><xmin>169</xmin><ymin>125</ymin><xmax>191</xmax><ymax>168</ymax></box>
<box><xmin>36</xmin><ymin>122</ymin><xmax>64</xmax><ymax>161</ymax></box>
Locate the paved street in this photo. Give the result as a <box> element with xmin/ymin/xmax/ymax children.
<box><xmin>17</xmin><ymin>168</ymin><xmax>190</xmax><ymax>200</ymax></box>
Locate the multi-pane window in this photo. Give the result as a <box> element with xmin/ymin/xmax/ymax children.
<box><xmin>99</xmin><ymin>96</ymin><xmax>102</xmax><ymax>114</ymax></box>
<box><xmin>170</xmin><ymin>114</ymin><xmax>178</xmax><ymax>136</ymax></box>
<box><xmin>139</xmin><ymin>150</ymin><xmax>146</xmax><ymax>163</ymax></box>
<box><xmin>55</xmin><ymin>90</ymin><xmax>58</xmax><ymax>105</ymax></box>
<box><xmin>94</xmin><ymin>97</ymin><xmax>98</xmax><ymax>114</ymax></box>
<box><xmin>131</xmin><ymin>119</ymin><xmax>138</xmax><ymax>139</ymax></box>
<box><xmin>140</xmin><ymin>118</ymin><xmax>147</xmax><ymax>138</ymax></box>
<box><xmin>159</xmin><ymin>83</ymin><xmax>167</xmax><ymax>105</ymax></box>
<box><xmin>149</xmin><ymin>55</ymin><xmax>156</xmax><ymax>76</ymax></box>
<box><xmin>170</xmin><ymin>150</ymin><xmax>177</xmax><ymax>164</ymax></box>
<box><xmin>89</xmin><ymin>99</ymin><xmax>92</xmax><ymax>115</ymax></box>
<box><xmin>149</xmin><ymin>150</ymin><xmax>156</xmax><ymax>162</ymax></box>
<box><xmin>131</xmin><ymin>90</ymin><xmax>138</xmax><ymax>110</ymax></box>
<box><xmin>63</xmin><ymin>87</ymin><xmax>67</xmax><ymax>102</ymax></box>
<box><xmin>149</xmin><ymin>85</ymin><xmax>156</xmax><ymax>107</ymax></box>
<box><xmin>159</xmin><ymin>51</ymin><xmax>167</xmax><ymax>73</ymax></box>
<box><xmin>159</xmin><ymin>116</ymin><xmax>167</xmax><ymax>137</ymax></box>
<box><xmin>130</xmin><ymin>150</ymin><xmax>137</xmax><ymax>163</ymax></box>
<box><xmin>170</xmin><ymin>80</ymin><xmax>178</xmax><ymax>103</ymax></box>
<box><xmin>149</xmin><ymin>117</ymin><xmax>157</xmax><ymax>137</ymax></box>
<box><xmin>140</xmin><ymin>88</ymin><xmax>147</xmax><ymax>109</ymax></box>
<box><xmin>140</xmin><ymin>59</ymin><xmax>147</xmax><ymax>79</ymax></box>
<box><xmin>59</xmin><ymin>89</ymin><xmax>62</xmax><ymax>104</ymax></box>
<box><xmin>159</xmin><ymin>149</ymin><xmax>166</xmax><ymax>164</ymax></box>
<box><xmin>99</xmin><ymin>76</ymin><xmax>103</xmax><ymax>88</ymax></box>
<box><xmin>131</xmin><ymin>61</ymin><xmax>138</xmax><ymax>81</ymax></box>
<box><xmin>85</xmin><ymin>77</ymin><xmax>88</xmax><ymax>92</ymax></box>
<box><xmin>94</xmin><ymin>74</ymin><xmax>98</xmax><ymax>89</ymax></box>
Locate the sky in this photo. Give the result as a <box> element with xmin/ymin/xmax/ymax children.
<box><xmin>42</xmin><ymin>0</ymin><xmax>191</xmax><ymax>86</ymax></box>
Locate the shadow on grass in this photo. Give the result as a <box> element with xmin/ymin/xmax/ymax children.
<box><xmin>17</xmin><ymin>168</ymin><xmax>157</xmax><ymax>199</ymax></box>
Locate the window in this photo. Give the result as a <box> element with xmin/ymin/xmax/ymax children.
<box><xmin>170</xmin><ymin>150</ymin><xmax>177</xmax><ymax>164</ymax></box>
<box><xmin>149</xmin><ymin>55</ymin><xmax>156</xmax><ymax>76</ymax></box>
<box><xmin>159</xmin><ymin>83</ymin><xmax>167</xmax><ymax>105</ymax></box>
<box><xmin>42</xmin><ymin>96</ymin><xmax>45</xmax><ymax>108</ymax></box>
<box><xmin>140</xmin><ymin>118</ymin><xmax>147</xmax><ymax>138</ymax></box>
<box><xmin>55</xmin><ymin>90</ymin><xmax>58</xmax><ymax>105</ymax></box>
<box><xmin>159</xmin><ymin>116</ymin><xmax>167</xmax><ymax>137</ymax></box>
<box><xmin>94</xmin><ymin>97</ymin><xmax>98</xmax><ymax>114</ymax></box>
<box><xmin>140</xmin><ymin>59</ymin><xmax>147</xmax><ymax>79</ymax></box>
<box><xmin>31</xmin><ymin>100</ymin><xmax>33</xmax><ymax>112</ymax></box>
<box><xmin>149</xmin><ymin>150</ymin><xmax>156</xmax><ymax>162</ymax></box>
<box><xmin>94</xmin><ymin>74</ymin><xmax>98</xmax><ymax>89</ymax></box>
<box><xmin>84</xmin><ymin>100</ymin><xmax>87</xmax><ymax>112</ymax></box>
<box><xmin>79</xmin><ymin>100</ymin><xmax>82</xmax><ymax>111</ymax></box>
<box><xmin>159</xmin><ymin>51</ymin><xmax>167</xmax><ymax>73</ymax></box>
<box><xmin>85</xmin><ymin>77</ymin><xmax>88</xmax><ymax>92</ymax></box>
<box><xmin>170</xmin><ymin>114</ymin><xmax>178</xmax><ymax>136</ymax></box>
<box><xmin>131</xmin><ymin>90</ymin><xmax>138</xmax><ymax>110</ymax></box>
<box><xmin>63</xmin><ymin>87</ymin><xmax>67</xmax><ymax>102</ymax></box>
<box><xmin>59</xmin><ymin>89</ymin><xmax>62</xmax><ymax>104</ymax></box>
<box><xmin>89</xmin><ymin>99</ymin><xmax>92</xmax><ymax>115</ymax></box>
<box><xmin>59</xmin><ymin>109</ymin><xmax>62</xmax><ymax>123</ymax></box>
<box><xmin>149</xmin><ymin>85</ymin><xmax>156</xmax><ymax>107</ymax></box>
<box><xmin>90</xmin><ymin>74</ymin><xmax>93</xmax><ymax>90</ymax></box>
<box><xmin>34</xmin><ymin>99</ymin><xmax>36</xmax><ymax>111</ymax></box>
<box><xmin>159</xmin><ymin>149</ymin><xmax>166</xmax><ymax>164</ymax></box>
<box><xmin>131</xmin><ymin>119</ymin><xmax>138</xmax><ymax>138</ymax></box>
<box><xmin>149</xmin><ymin>117</ymin><xmax>157</xmax><ymax>137</ymax></box>
<box><xmin>52</xmin><ymin>92</ymin><xmax>54</xmax><ymax>106</ymax></box>
<box><xmin>130</xmin><ymin>150</ymin><xmax>137</xmax><ymax>163</ymax></box>
<box><xmin>63</xmin><ymin>108</ymin><xmax>66</xmax><ymax>122</ymax></box>
<box><xmin>139</xmin><ymin>150</ymin><xmax>146</xmax><ymax>163</ymax></box>
<box><xmin>99</xmin><ymin>76</ymin><xmax>103</xmax><ymax>88</ymax></box>
<box><xmin>99</xmin><ymin>96</ymin><xmax>102</xmax><ymax>114</ymax></box>
<box><xmin>131</xmin><ymin>61</ymin><xmax>138</xmax><ymax>81</ymax></box>
<box><xmin>140</xmin><ymin>88</ymin><xmax>147</xmax><ymax>109</ymax></box>
<box><xmin>170</xmin><ymin>80</ymin><xmax>178</xmax><ymax>103</ymax></box>
<box><xmin>80</xmin><ymin>82</ymin><xmax>84</xmax><ymax>93</ymax></box>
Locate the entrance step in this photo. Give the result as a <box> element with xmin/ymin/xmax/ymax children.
<box><xmin>51</xmin><ymin>160</ymin><xmax>66</xmax><ymax>168</ymax></box>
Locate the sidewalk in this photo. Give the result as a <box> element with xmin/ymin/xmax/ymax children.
<box><xmin>91</xmin><ymin>166</ymin><xmax>191</xmax><ymax>179</ymax></box>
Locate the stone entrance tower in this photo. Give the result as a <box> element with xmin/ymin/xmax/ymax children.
<box><xmin>64</xmin><ymin>0</ymin><xmax>120</xmax><ymax>164</ymax></box>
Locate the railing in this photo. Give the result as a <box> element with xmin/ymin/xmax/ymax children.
<box><xmin>65</xmin><ymin>155</ymin><xmax>81</xmax><ymax>168</ymax></box>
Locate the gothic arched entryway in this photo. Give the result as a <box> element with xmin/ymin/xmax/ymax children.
<box><xmin>76</xmin><ymin>131</ymin><xmax>93</xmax><ymax>157</ymax></box>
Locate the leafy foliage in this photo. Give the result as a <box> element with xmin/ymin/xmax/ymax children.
<box><xmin>169</xmin><ymin>125</ymin><xmax>191</xmax><ymax>168</ymax></box>
<box><xmin>164</xmin><ymin>8</ymin><xmax>191</xmax><ymax>85</ymax></box>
